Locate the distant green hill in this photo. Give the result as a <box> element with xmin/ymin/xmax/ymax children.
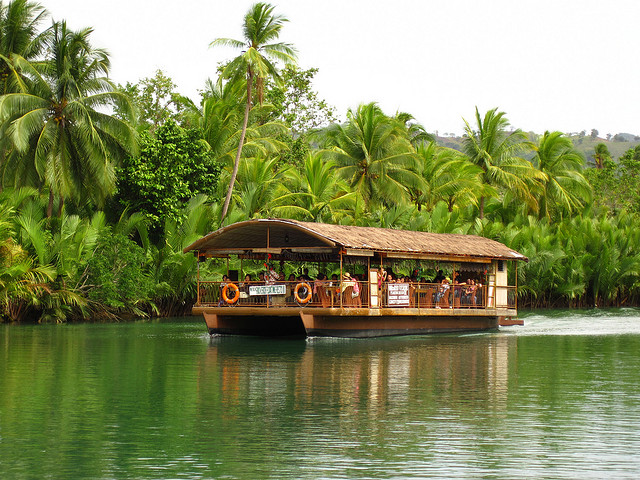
<box><xmin>434</xmin><ymin>132</ymin><xmax>640</xmax><ymax>166</ymax></box>
<box><xmin>568</xmin><ymin>135</ymin><xmax>640</xmax><ymax>165</ymax></box>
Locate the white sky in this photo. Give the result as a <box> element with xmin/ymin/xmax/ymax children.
<box><xmin>42</xmin><ymin>0</ymin><xmax>639</xmax><ymax>136</ymax></box>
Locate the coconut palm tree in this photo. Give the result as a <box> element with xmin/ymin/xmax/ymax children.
<box><xmin>232</xmin><ymin>154</ymin><xmax>290</xmax><ymax>219</ymax></box>
<box><xmin>462</xmin><ymin>107</ymin><xmax>540</xmax><ymax>219</ymax></box>
<box><xmin>210</xmin><ymin>2</ymin><xmax>296</xmax><ymax>221</ymax></box>
<box><xmin>319</xmin><ymin>102</ymin><xmax>424</xmax><ymax>208</ymax></box>
<box><xmin>0</xmin><ymin>21</ymin><xmax>137</xmax><ymax>216</ymax></box>
<box><xmin>413</xmin><ymin>141</ymin><xmax>489</xmax><ymax>212</ymax></box>
<box><xmin>182</xmin><ymin>76</ymin><xmax>288</xmax><ymax>172</ymax></box>
<box><xmin>0</xmin><ymin>0</ymin><xmax>49</xmax><ymax>94</ymax></box>
<box><xmin>271</xmin><ymin>151</ymin><xmax>356</xmax><ymax>222</ymax></box>
<box><xmin>532</xmin><ymin>131</ymin><xmax>592</xmax><ymax>220</ymax></box>
<box><xmin>593</xmin><ymin>142</ymin><xmax>612</xmax><ymax>169</ymax></box>
<box><xmin>0</xmin><ymin>0</ymin><xmax>51</xmax><ymax>191</ymax></box>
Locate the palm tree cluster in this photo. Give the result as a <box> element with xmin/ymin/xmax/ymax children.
<box><xmin>1</xmin><ymin>1</ymin><xmax>640</xmax><ymax>322</ymax></box>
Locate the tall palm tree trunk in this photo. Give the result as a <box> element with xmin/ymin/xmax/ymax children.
<box><xmin>47</xmin><ymin>189</ymin><xmax>54</xmax><ymax>218</ymax></box>
<box><xmin>220</xmin><ymin>74</ymin><xmax>253</xmax><ymax>222</ymax></box>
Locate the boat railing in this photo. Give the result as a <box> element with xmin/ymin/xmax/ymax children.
<box><xmin>197</xmin><ymin>280</ymin><xmax>518</xmax><ymax>310</ymax></box>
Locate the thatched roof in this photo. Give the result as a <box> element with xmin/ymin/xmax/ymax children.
<box><xmin>183</xmin><ymin>218</ymin><xmax>528</xmax><ymax>262</ymax></box>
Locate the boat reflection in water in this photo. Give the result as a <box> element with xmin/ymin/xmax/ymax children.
<box><xmin>197</xmin><ymin>334</ymin><xmax>517</xmax><ymax>424</ymax></box>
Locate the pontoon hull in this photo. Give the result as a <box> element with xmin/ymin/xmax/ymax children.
<box><xmin>196</xmin><ymin>306</ymin><xmax>515</xmax><ymax>338</ymax></box>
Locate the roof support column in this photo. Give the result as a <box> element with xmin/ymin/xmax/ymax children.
<box><xmin>339</xmin><ymin>250</ymin><xmax>343</xmax><ymax>308</ymax></box>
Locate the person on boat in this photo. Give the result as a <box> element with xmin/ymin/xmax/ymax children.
<box><xmin>265</xmin><ymin>264</ymin><xmax>279</xmax><ymax>285</ymax></box>
<box><xmin>352</xmin><ymin>274</ymin><xmax>362</xmax><ymax>307</ymax></box>
<box><xmin>302</xmin><ymin>268</ymin><xmax>312</xmax><ymax>281</ymax></box>
<box><xmin>341</xmin><ymin>272</ymin><xmax>355</xmax><ymax>290</ymax></box>
<box><xmin>313</xmin><ymin>273</ymin><xmax>328</xmax><ymax>306</ymax></box>
<box><xmin>461</xmin><ymin>278</ymin><xmax>472</xmax><ymax>305</ymax></box>
<box><xmin>340</xmin><ymin>272</ymin><xmax>356</xmax><ymax>306</ymax></box>
<box><xmin>434</xmin><ymin>277</ymin><xmax>451</xmax><ymax>308</ymax></box>
<box><xmin>474</xmin><ymin>279</ymin><xmax>483</xmax><ymax>306</ymax></box>
<box><xmin>406</xmin><ymin>275</ymin><xmax>417</xmax><ymax>306</ymax></box>
<box><xmin>240</xmin><ymin>274</ymin><xmax>252</xmax><ymax>304</ymax></box>
<box><xmin>464</xmin><ymin>279</ymin><xmax>478</xmax><ymax>306</ymax></box>
<box><xmin>433</xmin><ymin>270</ymin><xmax>445</xmax><ymax>284</ymax></box>
<box><xmin>377</xmin><ymin>267</ymin><xmax>387</xmax><ymax>289</ymax></box>
<box><xmin>452</xmin><ymin>272</ymin><xmax>464</xmax><ymax>306</ymax></box>
<box><xmin>272</xmin><ymin>271</ymin><xmax>286</xmax><ymax>305</ymax></box>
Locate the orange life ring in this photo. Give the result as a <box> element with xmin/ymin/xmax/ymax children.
<box><xmin>222</xmin><ymin>283</ymin><xmax>239</xmax><ymax>304</ymax></box>
<box><xmin>294</xmin><ymin>282</ymin><xmax>312</xmax><ymax>304</ymax></box>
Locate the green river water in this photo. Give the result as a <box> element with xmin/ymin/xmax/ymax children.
<box><xmin>1</xmin><ymin>309</ymin><xmax>640</xmax><ymax>479</ymax></box>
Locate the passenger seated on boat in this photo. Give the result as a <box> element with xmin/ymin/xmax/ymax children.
<box><xmin>272</xmin><ymin>272</ymin><xmax>286</xmax><ymax>305</ymax></box>
<box><xmin>475</xmin><ymin>281</ymin><xmax>483</xmax><ymax>307</ymax></box>
<box><xmin>240</xmin><ymin>274</ymin><xmax>252</xmax><ymax>304</ymax></box>
<box><xmin>329</xmin><ymin>274</ymin><xmax>339</xmax><ymax>303</ymax></box>
<box><xmin>452</xmin><ymin>272</ymin><xmax>463</xmax><ymax>307</ymax></box>
<box><xmin>351</xmin><ymin>274</ymin><xmax>362</xmax><ymax>307</ymax></box>
<box><xmin>314</xmin><ymin>273</ymin><xmax>330</xmax><ymax>307</ymax></box>
<box><xmin>434</xmin><ymin>277</ymin><xmax>450</xmax><ymax>308</ymax></box>
<box><xmin>461</xmin><ymin>279</ymin><xmax>475</xmax><ymax>306</ymax></box>
<box><xmin>341</xmin><ymin>272</ymin><xmax>356</xmax><ymax>306</ymax></box>
<box><xmin>266</xmin><ymin>264</ymin><xmax>279</xmax><ymax>285</ymax></box>
<box><xmin>301</xmin><ymin>268</ymin><xmax>312</xmax><ymax>281</ymax></box>
<box><xmin>433</xmin><ymin>269</ymin><xmax>445</xmax><ymax>284</ymax></box>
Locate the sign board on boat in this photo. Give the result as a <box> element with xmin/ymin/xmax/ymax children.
<box><xmin>387</xmin><ymin>283</ymin><xmax>410</xmax><ymax>306</ymax></box>
<box><xmin>249</xmin><ymin>284</ymin><xmax>287</xmax><ymax>296</ymax></box>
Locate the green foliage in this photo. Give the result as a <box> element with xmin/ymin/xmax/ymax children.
<box><xmin>113</xmin><ymin>120</ymin><xmax>221</xmax><ymax>234</ymax></box>
<box><xmin>463</xmin><ymin>107</ymin><xmax>541</xmax><ymax>218</ymax></box>
<box><xmin>412</xmin><ymin>141</ymin><xmax>486</xmax><ymax>212</ymax></box>
<box><xmin>85</xmin><ymin>231</ymin><xmax>152</xmax><ymax>313</ymax></box>
<box><xmin>0</xmin><ymin>0</ymin><xmax>49</xmax><ymax>94</ymax></box>
<box><xmin>210</xmin><ymin>1</ymin><xmax>297</xmax><ymax>221</ymax></box>
<box><xmin>116</xmin><ymin>69</ymin><xmax>187</xmax><ymax>132</ymax></box>
<box><xmin>1</xmin><ymin>2</ymin><xmax>640</xmax><ymax>317</ymax></box>
<box><xmin>531</xmin><ymin>131</ymin><xmax>591</xmax><ymax>220</ymax></box>
<box><xmin>318</xmin><ymin>102</ymin><xmax>424</xmax><ymax>208</ymax></box>
<box><xmin>0</xmin><ymin>20</ymin><xmax>138</xmax><ymax>215</ymax></box>
<box><xmin>586</xmin><ymin>144</ymin><xmax>640</xmax><ymax>214</ymax></box>
<box><xmin>265</xmin><ymin>65</ymin><xmax>336</xmax><ymax>135</ymax></box>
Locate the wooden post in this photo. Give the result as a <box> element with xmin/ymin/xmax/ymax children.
<box><xmin>515</xmin><ymin>261</ymin><xmax>518</xmax><ymax>310</ymax></box>
<box><xmin>196</xmin><ymin>251</ymin><xmax>200</xmax><ymax>305</ymax></box>
<box><xmin>367</xmin><ymin>256</ymin><xmax>370</xmax><ymax>308</ymax></box>
<box><xmin>339</xmin><ymin>250</ymin><xmax>343</xmax><ymax>308</ymax></box>
<box><xmin>266</xmin><ymin>227</ymin><xmax>270</xmax><ymax>308</ymax></box>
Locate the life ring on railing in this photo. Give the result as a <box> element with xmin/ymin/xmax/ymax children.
<box><xmin>222</xmin><ymin>283</ymin><xmax>240</xmax><ymax>304</ymax></box>
<box><xmin>294</xmin><ymin>282</ymin><xmax>312</xmax><ymax>304</ymax></box>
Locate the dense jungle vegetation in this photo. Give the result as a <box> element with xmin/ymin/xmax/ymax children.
<box><xmin>1</xmin><ymin>0</ymin><xmax>640</xmax><ymax>323</ymax></box>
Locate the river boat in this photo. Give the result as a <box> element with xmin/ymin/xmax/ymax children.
<box><xmin>184</xmin><ymin>219</ymin><xmax>528</xmax><ymax>338</ymax></box>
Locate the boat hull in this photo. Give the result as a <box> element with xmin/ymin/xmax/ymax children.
<box><xmin>196</xmin><ymin>306</ymin><xmax>516</xmax><ymax>338</ymax></box>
